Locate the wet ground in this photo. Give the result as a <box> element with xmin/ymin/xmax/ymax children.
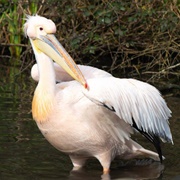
<box><xmin>0</xmin><ymin>64</ymin><xmax>179</xmax><ymax>179</ymax></box>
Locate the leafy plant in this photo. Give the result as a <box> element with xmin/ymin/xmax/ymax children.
<box><xmin>0</xmin><ymin>0</ymin><xmax>38</xmax><ymax>60</ymax></box>
<box><xmin>0</xmin><ymin>0</ymin><xmax>179</xmax><ymax>93</ymax></box>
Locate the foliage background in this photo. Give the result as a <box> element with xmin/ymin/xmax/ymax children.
<box><xmin>0</xmin><ymin>0</ymin><xmax>179</xmax><ymax>95</ymax></box>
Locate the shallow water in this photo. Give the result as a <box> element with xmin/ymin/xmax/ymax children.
<box><xmin>0</xmin><ymin>64</ymin><xmax>179</xmax><ymax>180</ymax></box>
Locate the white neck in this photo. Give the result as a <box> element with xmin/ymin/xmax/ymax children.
<box><xmin>35</xmin><ymin>52</ymin><xmax>56</xmax><ymax>91</ymax></box>
<box><xmin>31</xmin><ymin>43</ymin><xmax>56</xmax><ymax>123</ymax></box>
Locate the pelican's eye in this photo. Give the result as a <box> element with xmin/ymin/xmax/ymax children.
<box><xmin>39</xmin><ymin>27</ymin><xmax>43</xmax><ymax>31</ymax></box>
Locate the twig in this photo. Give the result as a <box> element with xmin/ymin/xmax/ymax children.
<box><xmin>1</xmin><ymin>43</ymin><xmax>28</xmax><ymax>47</ymax></box>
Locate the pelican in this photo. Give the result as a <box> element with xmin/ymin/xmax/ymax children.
<box><xmin>24</xmin><ymin>15</ymin><xmax>173</xmax><ymax>173</ymax></box>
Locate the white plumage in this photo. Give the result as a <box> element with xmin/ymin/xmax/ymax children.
<box><xmin>25</xmin><ymin>15</ymin><xmax>173</xmax><ymax>173</ymax></box>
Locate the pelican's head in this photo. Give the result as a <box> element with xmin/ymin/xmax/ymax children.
<box><xmin>24</xmin><ymin>15</ymin><xmax>87</xmax><ymax>88</ymax></box>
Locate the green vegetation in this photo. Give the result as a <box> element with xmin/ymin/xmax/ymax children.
<box><xmin>0</xmin><ymin>0</ymin><xmax>179</xmax><ymax>94</ymax></box>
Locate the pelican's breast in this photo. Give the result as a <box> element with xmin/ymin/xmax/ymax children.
<box><xmin>32</xmin><ymin>88</ymin><xmax>55</xmax><ymax>123</ymax></box>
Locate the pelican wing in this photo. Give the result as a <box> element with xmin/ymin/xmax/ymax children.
<box><xmin>31</xmin><ymin>63</ymin><xmax>111</xmax><ymax>82</ymax></box>
<box><xmin>83</xmin><ymin>77</ymin><xmax>172</xmax><ymax>143</ymax></box>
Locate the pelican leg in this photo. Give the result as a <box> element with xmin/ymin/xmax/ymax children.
<box><xmin>69</xmin><ymin>155</ymin><xmax>87</xmax><ymax>171</ymax></box>
<box><xmin>96</xmin><ymin>152</ymin><xmax>112</xmax><ymax>174</ymax></box>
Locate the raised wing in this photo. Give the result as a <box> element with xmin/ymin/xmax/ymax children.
<box><xmin>31</xmin><ymin>63</ymin><xmax>111</xmax><ymax>82</ymax></box>
<box><xmin>83</xmin><ymin>77</ymin><xmax>173</xmax><ymax>144</ymax></box>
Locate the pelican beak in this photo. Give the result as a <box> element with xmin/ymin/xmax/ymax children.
<box><xmin>32</xmin><ymin>34</ymin><xmax>88</xmax><ymax>89</ymax></box>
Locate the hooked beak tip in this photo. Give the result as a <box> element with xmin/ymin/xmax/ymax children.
<box><xmin>84</xmin><ymin>82</ymin><xmax>89</xmax><ymax>90</ymax></box>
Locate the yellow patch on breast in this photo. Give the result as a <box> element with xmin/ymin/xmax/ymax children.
<box><xmin>32</xmin><ymin>89</ymin><xmax>54</xmax><ymax>123</ymax></box>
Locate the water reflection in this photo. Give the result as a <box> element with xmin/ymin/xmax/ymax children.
<box><xmin>69</xmin><ymin>161</ymin><xmax>164</xmax><ymax>180</ymax></box>
<box><xmin>0</xmin><ymin>64</ymin><xmax>179</xmax><ymax>179</ymax></box>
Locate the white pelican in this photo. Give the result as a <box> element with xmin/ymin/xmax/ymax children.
<box><xmin>24</xmin><ymin>15</ymin><xmax>173</xmax><ymax>173</ymax></box>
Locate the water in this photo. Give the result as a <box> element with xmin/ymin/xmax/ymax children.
<box><xmin>0</xmin><ymin>64</ymin><xmax>179</xmax><ymax>180</ymax></box>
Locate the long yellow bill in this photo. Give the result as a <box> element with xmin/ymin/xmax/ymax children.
<box><xmin>32</xmin><ymin>34</ymin><xmax>88</xmax><ymax>89</ymax></box>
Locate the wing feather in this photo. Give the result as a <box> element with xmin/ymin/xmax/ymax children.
<box><xmin>83</xmin><ymin>77</ymin><xmax>172</xmax><ymax>143</ymax></box>
<box><xmin>31</xmin><ymin>63</ymin><xmax>111</xmax><ymax>82</ymax></box>
<box><xmin>33</xmin><ymin>62</ymin><xmax>172</xmax><ymax>143</ymax></box>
